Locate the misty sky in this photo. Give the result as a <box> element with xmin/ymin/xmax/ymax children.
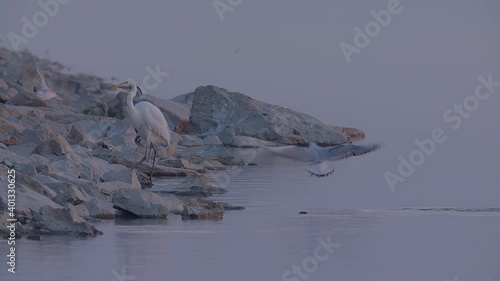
<box><xmin>0</xmin><ymin>0</ymin><xmax>499</xmax><ymax>207</ymax></box>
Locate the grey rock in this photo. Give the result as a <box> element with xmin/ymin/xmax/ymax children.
<box><xmin>67</xmin><ymin>126</ymin><xmax>86</xmax><ymax>145</ymax></box>
<box><xmin>328</xmin><ymin>125</ymin><xmax>365</xmax><ymax>141</ymax></box>
<box><xmin>112</xmin><ymin>189</ymin><xmax>183</xmax><ymax>218</ymax></box>
<box><xmin>159</xmin><ymin>159</ymin><xmax>206</xmax><ymax>173</ymax></box>
<box><xmin>106</xmin><ymin>92</ymin><xmax>129</xmax><ymax>119</ymax></box>
<box><xmin>230</xmin><ymin>135</ymin><xmax>278</xmax><ymax>148</ymax></box>
<box><xmin>180</xmin><ymin>134</ymin><xmax>204</xmax><ymax>147</ymax></box>
<box><xmin>180</xmin><ymin>198</ymin><xmax>224</xmax><ymax>220</ymax></box>
<box><xmin>17</xmin><ymin>173</ymin><xmax>57</xmax><ymax>198</ymax></box>
<box><xmin>201</xmin><ymin>160</ymin><xmax>226</xmax><ymax>171</ymax></box>
<box><xmin>31</xmin><ymin>135</ymin><xmax>72</xmax><ymax>157</ymax></box>
<box><xmin>0</xmin><ymin>179</ymin><xmax>62</xmax><ymax>216</ymax></box>
<box><xmin>82</xmin><ymin>198</ymin><xmax>116</xmax><ymax>219</ymax></box>
<box><xmin>102</xmin><ymin>169</ymin><xmax>141</xmax><ymax>189</ymax></box>
<box><xmin>74</xmin><ymin>204</ymin><xmax>90</xmax><ymax>218</ymax></box>
<box><xmin>188</xmin><ymin>85</ymin><xmax>347</xmax><ymax>145</ymax></box>
<box><xmin>202</xmin><ymin>135</ymin><xmax>222</xmax><ymax>146</ymax></box>
<box><xmin>53</xmin><ymin>186</ymin><xmax>91</xmax><ymax>205</ymax></box>
<box><xmin>0</xmin><ymin>116</ymin><xmax>23</xmax><ymax>135</ymax></box>
<box><xmin>6</xmin><ymin>91</ymin><xmax>47</xmax><ymax>107</ymax></box>
<box><xmin>0</xmin><ymin>79</ymin><xmax>8</xmax><ymax>92</ymax></box>
<box><xmin>29</xmin><ymin>205</ymin><xmax>102</xmax><ymax>236</ymax></box>
<box><xmin>0</xmin><ymin>80</ymin><xmax>17</xmax><ymax>103</ymax></box>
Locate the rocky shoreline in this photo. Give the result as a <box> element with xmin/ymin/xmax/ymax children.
<box><xmin>0</xmin><ymin>47</ymin><xmax>364</xmax><ymax>238</ymax></box>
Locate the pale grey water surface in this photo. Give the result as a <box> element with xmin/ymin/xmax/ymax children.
<box><xmin>1</xmin><ymin>146</ymin><xmax>500</xmax><ymax>281</ymax></box>
<box><xmin>0</xmin><ymin>1</ymin><xmax>499</xmax><ymax>280</ymax></box>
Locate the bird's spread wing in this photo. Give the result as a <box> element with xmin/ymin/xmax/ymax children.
<box><xmin>263</xmin><ymin>145</ymin><xmax>314</xmax><ymax>162</ymax></box>
<box><xmin>306</xmin><ymin>161</ymin><xmax>335</xmax><ymax>177</ymax></box>
<box><xmin>326</xmin><ymin>143</ymin><xmax>382</xmax><ymax>161</ymax></box>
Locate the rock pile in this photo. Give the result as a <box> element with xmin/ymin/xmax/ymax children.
<box><xmin>0</xmin><ymin>47</ymin><xmax>364</xmax><ymax>238</ymax></box>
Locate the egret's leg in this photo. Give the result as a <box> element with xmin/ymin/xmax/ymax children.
<box><xmin>146</xmin><ymin>144</ymin><xmax>153</xmax><ymax>161</ymax></box>
<box><xmin>133</xmin><ymin>141</ymin><xmax>149</xmax><ymax>169</ymax></box>
<box><xmin>149</xmin><ymin>143</ymin><xmax>158</xmax><ymax>182</ymax></box>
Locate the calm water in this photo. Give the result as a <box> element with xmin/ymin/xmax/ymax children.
<box><xmin>1</xmin><ymin>150</ymin><xmax>500</xmax><ymax>281</ymax></box>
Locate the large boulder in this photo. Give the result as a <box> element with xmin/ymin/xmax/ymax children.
<box><xmin>31</xmin><ymin>135</ymin><xmax>72</xmax><ymax>157</ymax></box>
<box><xmin>53</xmin><ymin>186</ymin><xmax>91</xmax><ymax>205</ymax></box>
<box><xmin>102</xmin><ymin>169</ymin><xmax>141</xmax><ymax>189</ymax></box>
<box><xmin>328</xmin><ymin>125</ymin><xmax>365</xmax><ymax>141</ymax></box>
<box><xmin>187</xmin><ymin>86</ymin><xmax>348</xmax><ymax>145</ymax></box>
<box><xmin>112</xmin><ymin>189</ymin><xmax>183</xmax><ymax>218</ymax></box>
<box><xmin>82</xmin><ymin>198</ymin><xmax>116</xmax><ymax>219</ymax></box>
<box><xmin>29</xmin><ymin>205</ymin><xmax>102</xmax><ymax>236</ymax></box>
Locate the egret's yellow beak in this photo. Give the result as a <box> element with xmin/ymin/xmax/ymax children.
<box><xmin>112</xmin><ymin>82</ymin><xmax>127</xmax><ymax>90</ymax></box>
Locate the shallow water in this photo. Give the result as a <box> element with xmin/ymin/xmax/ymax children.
<box><xmin>1</xmin><ymin>151</ymin><xmax>500</xmax><ymax>281</ymax></box>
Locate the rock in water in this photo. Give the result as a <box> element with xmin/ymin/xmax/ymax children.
<box><xmin>180</xmin><ymin>197</ymin><xmax>224</xmax><ymax>220</ymax></box>
<box><xmin>29</xmin><ymin>205</ymin><xmax>102</xmax><ymax>236</ymax></box>
<box><xmin>187</xmin><ymin>85</ymin><xmax>348</xmax><ymax>146</ymax></box>
<box><xmin>112</xmin><ymin>189</ymin><xmax>183</xmax><ymax>218</ymax></box>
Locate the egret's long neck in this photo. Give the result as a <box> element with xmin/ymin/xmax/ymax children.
<box><xmin>127</xmin><ymin>85</ymin><xmax>137</xmax><ymax>118</ymax></box>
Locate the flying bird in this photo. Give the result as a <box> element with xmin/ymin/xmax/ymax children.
<box><xmin>112</xmin><ymin>78</ymin><xmax>176</xmax><ymax>182</ymax></box>
<box><xmin>264</xmin><ymin>142</ymin><xmax>382</xmax><ymax>177</ymax></box>
<box><xmin>34</xmin><ymin>67</ymin><xmax>61</xmax><ymax>101</ymax></box>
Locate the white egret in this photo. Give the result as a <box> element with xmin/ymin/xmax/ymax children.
<box><xmin>264</xmin><ymin>142</ymin><xmax>382</xmax><ymax>177</ymax></box>
<box><xmin>35</xmin><ymin>67</ymin><xmax>61</xmax><ymax>101</ymax></box>
<box><xmin>112</xmin><ymin>78</ymin><xmax>176</xmax><ymax>182</ymax></box>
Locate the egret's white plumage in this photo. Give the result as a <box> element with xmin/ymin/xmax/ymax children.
<box><xmin>112</xmin><ymin>78</ymin><xmax>176</xmax><ymax>182</ymax></box>
<box><xmin>35</xmin><ymin>67</ymin><xmax>61</xmax><ymax>101</ymax></box>
<box><xmin>264</xmin><ymin>142</ymin><xmax>382</xmax><ymax>177</ymax></box>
